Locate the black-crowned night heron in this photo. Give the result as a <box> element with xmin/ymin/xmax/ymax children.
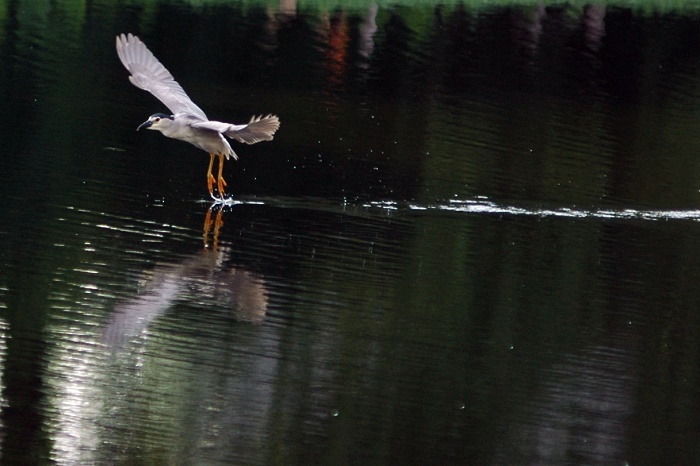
<box><xmin>116</xmin><ymin>33</ymin><xmax>280</xmax><ymax>199</ymax></box>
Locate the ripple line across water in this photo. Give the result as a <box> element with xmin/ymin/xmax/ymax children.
<box><xmin>203</xmin><ymin>195</ymin><xmax>700</xmax><ymax>223</ymax></box>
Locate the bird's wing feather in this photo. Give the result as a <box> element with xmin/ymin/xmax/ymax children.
<box><xmin>116</xmin><ymin>33</ymin><xmax>208</xmax><ymax>120</ymax></box>
<box><xmin>192</xmin><ymin>115</ymin><xmax>280</xmax><ymax>144</ymax></box>
<box><xmin>191</xmin><ymin>121</ymin><xmax>235</xmax><ymax>133</ymax></box>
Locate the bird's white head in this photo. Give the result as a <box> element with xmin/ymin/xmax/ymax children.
<box><xmin>137</xmin><ymin>113</ymin><xmax>174</xmax><ymax>131</ymax></box>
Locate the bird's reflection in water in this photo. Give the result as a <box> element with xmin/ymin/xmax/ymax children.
<box><xmin>203</xmin><ymin>203</ymin><xmax>225</xmax><ymax>250</ymax></box>
<box><xmin>101</xmin><ymin>204</ymin><xmax>268</xmax><ymax>350</ymax></box>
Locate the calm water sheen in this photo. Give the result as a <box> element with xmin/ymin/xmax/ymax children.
<box><xmin>1</xmin><ymin>1</ymin><xmax>700</xmax><ymax>464</ymax></box>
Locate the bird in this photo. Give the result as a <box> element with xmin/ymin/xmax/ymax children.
<box><xmin>115</xmin><ymin>33</ymin><xmax>280</xmax><ymax>200</ymax></box>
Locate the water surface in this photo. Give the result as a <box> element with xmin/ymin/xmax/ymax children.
<box><xmin>1</xmin><ymin>1</ymin><xmax>700</xmax><ymax>464</ymax></box>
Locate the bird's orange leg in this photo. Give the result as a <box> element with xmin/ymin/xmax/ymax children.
<box><xmin>206</xmin><ymin>153</ymin><xmax>216</xmax><ymax>198</ymax></box>
<box><xmin>217</xmin><ymin>153</ymin><xmax>227</xmax><ymax>198</ymax></box>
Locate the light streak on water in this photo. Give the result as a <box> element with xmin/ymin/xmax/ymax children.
<box><xmin>209</xmin><ymin>195</ymin><xmax>700</xmax><ymax>223</ymax></box>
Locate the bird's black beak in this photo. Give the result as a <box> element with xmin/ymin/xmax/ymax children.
<box><xmin>137</xmin><ymin>119</ymin><xmax>152</xmax><ymax>131</ymax></box>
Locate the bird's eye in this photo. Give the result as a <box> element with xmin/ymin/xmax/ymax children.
<box><xmin>155</xmin><ymin>117</ymin><xmax>161</xmax><ymax>122</ymax></box>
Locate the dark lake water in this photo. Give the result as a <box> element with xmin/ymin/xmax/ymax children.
<box><xmin>2</xmin><ymin>1</ymin><xmax>700</xmax><ymax>464</ymax></box>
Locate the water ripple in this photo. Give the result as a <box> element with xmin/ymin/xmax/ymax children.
<box><xmin>207</xmin><ymin>194</ymin><xmax>700</xmax><ymax>222</ymax></box>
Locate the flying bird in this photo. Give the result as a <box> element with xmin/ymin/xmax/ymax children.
<box><xmin>116</xmin><ymin>33</ymin><xmax>280</xmax><ymax>199</ymax></box>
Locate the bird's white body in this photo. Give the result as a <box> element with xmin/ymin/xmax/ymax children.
<box><xmin>149</xmin><ymin>113</ymin><xmax>237</xmax><ymax>160</ymax></box>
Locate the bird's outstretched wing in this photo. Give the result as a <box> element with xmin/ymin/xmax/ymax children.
<box><xmin>193</xmin><ymin>114</ymin><xmax>280</xmax><ymax>144</ymax></box>
<box><xmin>116</xmin><ymin>33</ymin><xmax>208</xmax><ymax>121</ymax></box>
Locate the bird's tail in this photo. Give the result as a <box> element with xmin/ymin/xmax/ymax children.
<box><xmin>227</xmin><ymin>114</ymin><xmax>280</xmax><ymax>144</ymax></box>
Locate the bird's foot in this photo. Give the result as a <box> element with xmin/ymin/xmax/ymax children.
<box><xmin>207</xmin><ymin>173</ymin><xmax>216</xmax><ymax>196</ymax></box>
<box><xmin>210</xmin><ymin>189</ymin><xmax>229</xmax><ymax>204</ymax></box>
<box><xmin>217</xmin><ymin>177</ymin><xmax>227</xmax><ymax>194</ymax></box>
<box><xmin>215</xmin><ymin>177</ymin><xmax>228</xmax><ymax>201</ymax></box>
